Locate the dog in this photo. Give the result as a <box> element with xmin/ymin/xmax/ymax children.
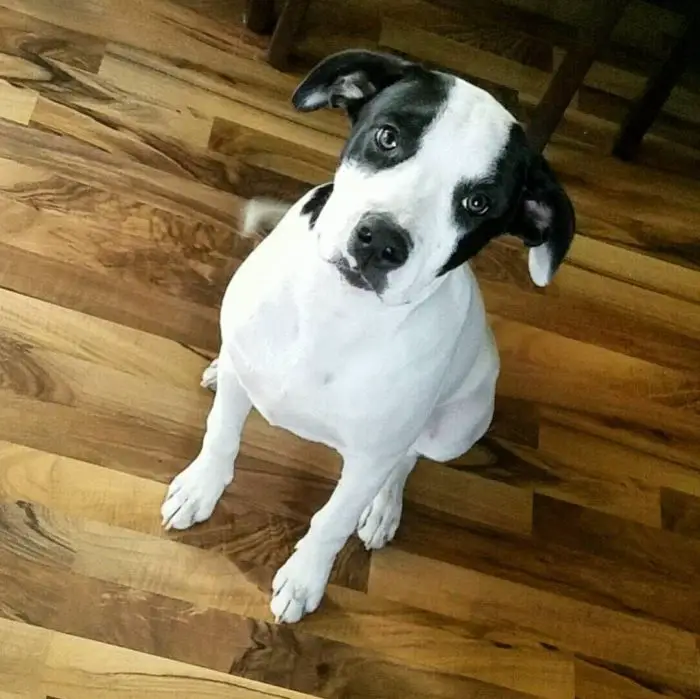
<box><xmin>161</xmin><ymin>49</ymin><xmax>575</xmax><ymax>624</ymax></box>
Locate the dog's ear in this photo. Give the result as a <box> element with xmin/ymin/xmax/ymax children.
<box><xmin>292</xmin><ymin>49</ymin><xmax>411</xmax><ymax>118</ymax></box>
<box><xmin>510</xmin><ymin>153</ymin><xmax>576</xmax><ymax>287</ymax></box>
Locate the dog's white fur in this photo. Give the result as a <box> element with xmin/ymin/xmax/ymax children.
<box><xmin>162</xmin><ymin>188</ymin><xmax>498</xmax><ymax>623</ymax></box>
<box><xmin>160</xmin><ymin>56</ymin><xmax>570</xmax><ymax>624</ymax></box>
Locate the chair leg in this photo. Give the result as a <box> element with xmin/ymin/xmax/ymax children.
<box><xmin>267</xmin><ymin>0</ymin><xmax>311</xmax><ymax>71</ymax></box>
<box><xmin>613</xmin><ymin>16</ymin><xmax>697</xmax><ymax>161</ymax></box>
<box><xmin>525</xmin><ymin>0</ymin><xmax>630</xmax><ymax>153</ymax></box>
<box><xmin>244</xmin><ymin>0</ymin><xmax>276</xmax><ymax>35</ymax></box>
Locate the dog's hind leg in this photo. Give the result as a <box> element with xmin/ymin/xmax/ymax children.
<box><xmin>200</xmin><ymin>357</ymin><xmax>219</xmax><ymax>391</ymax></box>
<box><xmin>356</xmin><ymin>454</ymin><xmax>417</xmax><ymax>550</ymax></box>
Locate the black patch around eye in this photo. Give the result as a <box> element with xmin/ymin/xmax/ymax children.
<box><xmin>341</xmin><ymin>69</ymin><xmax>452</xmax><ymax>171</ymax></box>
<box><xmin>301</xmin><ymin>182</ymin><xmax>333</xmax><ymax>229</ymax></box>
<box><xmin>439</xmin><ymin>216</ymin><xmax>506</xmax><ymax>275</ymax></box>
<box><xmin>439</xmin><ymin>124</ymin><xmax>530</xmax><ymax>275</ymax></box>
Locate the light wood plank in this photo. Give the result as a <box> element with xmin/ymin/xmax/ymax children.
<box><xmin>0</xmin><ymin>80</ymin><xmax>37</xmax><ymax>124</ymax></box>
<box><xmin>0</xmin><ymin>618</ymin><xmax>315</xmax><ymax>699</ymax></box>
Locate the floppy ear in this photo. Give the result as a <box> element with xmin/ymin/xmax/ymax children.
<box><xmin>509</xmin><ymin>153</ymin><xmax>576</xmax><ymax>287</ymax></box>
<box><xmin>292</xmin><ymin>49</ymin><xmax>411</xmax><ymax>119</ymax></box>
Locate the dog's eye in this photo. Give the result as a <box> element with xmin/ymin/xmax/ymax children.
<box><xmin>375</xmin><ymin>126</ymin><xmax>399</xmax><ymax>151</ymax></box>
<box><xmin>462</xmin><ymin>193</ymin><xmax>491</xmax><ymax>215</ymax></box>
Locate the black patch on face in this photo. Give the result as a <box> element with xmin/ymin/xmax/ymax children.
<box><xmin>439</xmin><ymin>124</ymin><xmax>530</xmax><ymax>275</ymax></box>
<box><xmin>301</xmin><ymin>182</ymin><xmax>333</xmax><ymax>228</ymax></box>
<box><xmin>341</xmin><ymin>68</ymin><xmax>452</xmax><ymax>172</ymax></box>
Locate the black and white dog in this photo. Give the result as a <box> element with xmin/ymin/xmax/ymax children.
<box><xmin>161</xmin><ymin>50</ymin><xmax>575</xmax><ymax>623</ymax></box>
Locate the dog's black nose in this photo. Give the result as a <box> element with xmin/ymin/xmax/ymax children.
<box><xmin>349</xmin><ymin>215</ymin><xmax>411</xmax><ymax>272</ymax></box>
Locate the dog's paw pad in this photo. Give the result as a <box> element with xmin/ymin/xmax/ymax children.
<box><xmin>357</xmin><ymin>490</ymin><xmax>402</xmax><ymax>550</ymax></box>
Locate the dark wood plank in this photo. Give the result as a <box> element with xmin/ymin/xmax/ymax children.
<box><xmin>660</xmin><ymin>487</ymin><xmax>700</xmax><ymax>539</ymax></box>
<box><xmin>394</xmin><ymin>502</ymin><xmax>700</xmax><ymax>636</ymax></box>
<box><xmin>532</xmin><ymin>494</ymin><xmax>700</xmax><ymax>587</ymax></box>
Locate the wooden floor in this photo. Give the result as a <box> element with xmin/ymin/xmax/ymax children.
<box><xmin>1</xmin><ymin>1</ymin><xmax>700</xmax><ymax>698</ymax></box>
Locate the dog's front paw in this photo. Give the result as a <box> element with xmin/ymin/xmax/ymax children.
<box><xmin>357</xmin><ymin>485</ymin><xmax>403</xmax><ymax>550</ymax></box>
<box><xmin>161</xmin><ymin>458</ymin><xmax>232</xmax><ymax>531</ymax></box>
<box><xmin>270</xmin><ymin>546</ymin><xmax>333</xmax><ymax>624</ymax></box>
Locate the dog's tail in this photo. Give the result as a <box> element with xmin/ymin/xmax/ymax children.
<box><xmin>241</xmin><ymin>197</ymin><xmax>293</xmax><ymax>239</ymax></box>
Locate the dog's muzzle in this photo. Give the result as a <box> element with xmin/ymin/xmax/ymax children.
<box><xmin>336</xmin><ymin>214</ymin><xmax>411</xmax><ymax>293</ymax></box>
<box><xmin>349</xmin><ymin>214</ymin><xmax>411</xmax><ymax>271</ymax></box>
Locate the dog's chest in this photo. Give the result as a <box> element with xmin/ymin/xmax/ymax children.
<box><xmin>226</xmin><ymin>289</ymin><xmax>412</xmax><ymax>449</ymax></box>
<box><xmin>220</xmin><ymin>231</ymin><xmax>456</xmax><ymax>451</ymax></box>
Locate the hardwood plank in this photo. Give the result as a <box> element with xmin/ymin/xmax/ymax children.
<box><xmin>0</xmin><ymin>0</ymin><xmax>268</xmax><ymax>73</ymax></box>
<box><xmin>532</xmin><ymin>494</ymin><xmax>700</xmax><ymax>587</ymax></box>
<box><xmin>0</xmin><ymin>121</ymin><xmax>243</xmax><ymax>229</ymax></box>
<box><xmin>0</xmin><ymin>286</ymin><xmax>212</xmax><ymax>387</ymax></box>
<box><xmin>0</xmin><ymin>438</ymin><xmax>367</xmax><ymax>591</ymax></box>
<box><xmin>209</xmin><ymin>116</ymin><xmax>336</xmax><ymax>186</ymax></box>
<box><xmin>0</xmin><ymin>617</ymin><xmax>316</xmax><ymax>699</ymax></box>
<box><xmin>492</xmin><ymin>315</ymin><xmax>700</xmax><ymax>456</ymax></box>
<box><xmin>0</xmin><ymin>442</ymin><xmax>166</xmax><ymax>536</ymax></box>
<box><xmin>1</xmin><ymin>608</ymin><xmax>541</xmax><ymax>699</ymax></box>
<box><xmin>0</xmin><ymin>501</ymin><xmax>75</xmax><ymax>626</ymax></box>
<box><xmin>97</xmin><ymin>42</ymin><xmax>347</xmax><ymax>140</ymax></box>
<box><xmin>660</xmin><ymin>488</ymin><xmax>700</xmax><ymax>539</ymax></box>
<box><xmin>538</xmin><ymin>420</ymin><xmax>700</xmax><ymax>498</ymax></box>
<box><xmin>50</xmin><ymin>510</ymin><xmax>572</xmax><ymax>697</ymax></box>
<box><xmin>369</xmin><ymin>548</ymin><xmax>700</xmax><ymax>687</ymax></box>
<box><xmin>407</xmin><ymin>458</ymin><xmax>533</xmax><ymax>536</ymax></box>
<box><xmin>31</xmin><ymin>96</ymin><xmax>215</xmax><ymax>170</ymax></box>
<box><xmin>52</xmin><ymin>574</ymin><xmax>252</xmax><ymax>675</ymax></box>
<box><xmin>565</xmin><ymin>234</ymin><xmax>700</xmax><ymax>305</ymax></box>
<box><xmin>0</xmin><ymin>6</ymin><xmax>107</xmax><ymax>74</ymax></box>
<box><xmin>0</xmin><ymin>392</ymin><xmax>199</xmax><ymax>479</ymax></box>
<box><xmin>542</xmin><ymin>404</ymin><xmax>700</xmax><ymax>471</ymax></box>
<box><xmin>0</xmin><ymin>81</ymin><xmax>37</xmax><ymax>124</ymax></box>
<box><xmin>0</xmin><ymin>619</ymin><xmax>50</xmax><ymax>699</ymax></box>
<box><xmin>0</xmin><ymin>172</ymin><xmax>252</xmax><ymax>279</ymax></box>
<box><xmin>579</xmin><ymin>85</ymin><xmax>700</xmax><ymax>153</ymax></box>
<box><xmin>544</xmin><ymin>141</ymin><xmax>700</xmax><ymax>270</ymax></box>
<box><xmin>392</xmin><ymin>502</ymin><xmax>700</xmax><ymax>635</ymax></box>
<box><xmin>574</xmin><ymin>656</ymin><xmax>692</xmax><ymax>699</ymax></box>
<box><xmin>458</xmin><ymin>435</ymin><xmax>662</xmax><ymax>527</ymax></box>
<box><xmin>0</xmin><ymin>243</ymin><xmax>221</xmax><ymax>349</ymax></box>
<box><xmin>380</xmin><ymin>20</ymin><xmax>552</xmax><ymax>100</ymax></box>
<box><xmin>475</xmin><ymin>240</ymin><xmax>700</xmax><ymax>374</ymax></box>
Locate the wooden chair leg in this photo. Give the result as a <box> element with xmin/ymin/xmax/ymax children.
<box><xmin>525</xmin><ymin>0</ymin><xmax>631</xmax><ymax>153</ymax></box>
<box><xmin>267</xmin><ymin>0</ymin><xmax>311</xmax><ymax>71</ymax></box>
<box><xmin>244</xmin><ymin>0</ymin><xmax>276</xmax><ymax>35</ymax></box>
<box><xmin>612</xmin><ymin>15</ymin><xmax>697</xmax><ymax>161</ymax></box>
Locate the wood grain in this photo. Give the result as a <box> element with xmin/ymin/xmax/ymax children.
<box><xmin>1</xmin><ymin>0</ymin><xmax>699</xmax><ymax>697</ymax></box>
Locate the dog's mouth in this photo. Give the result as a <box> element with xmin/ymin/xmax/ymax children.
<box><xmin>333</xmin><ymin>257</ymin><xmax>374</xmax><ymax>292</ymax></box>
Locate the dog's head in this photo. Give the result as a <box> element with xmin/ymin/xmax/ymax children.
<box><xmin>293</xmin><ymin>50</ymin><xmax>576</xmax><ymax>305</ymax></box>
